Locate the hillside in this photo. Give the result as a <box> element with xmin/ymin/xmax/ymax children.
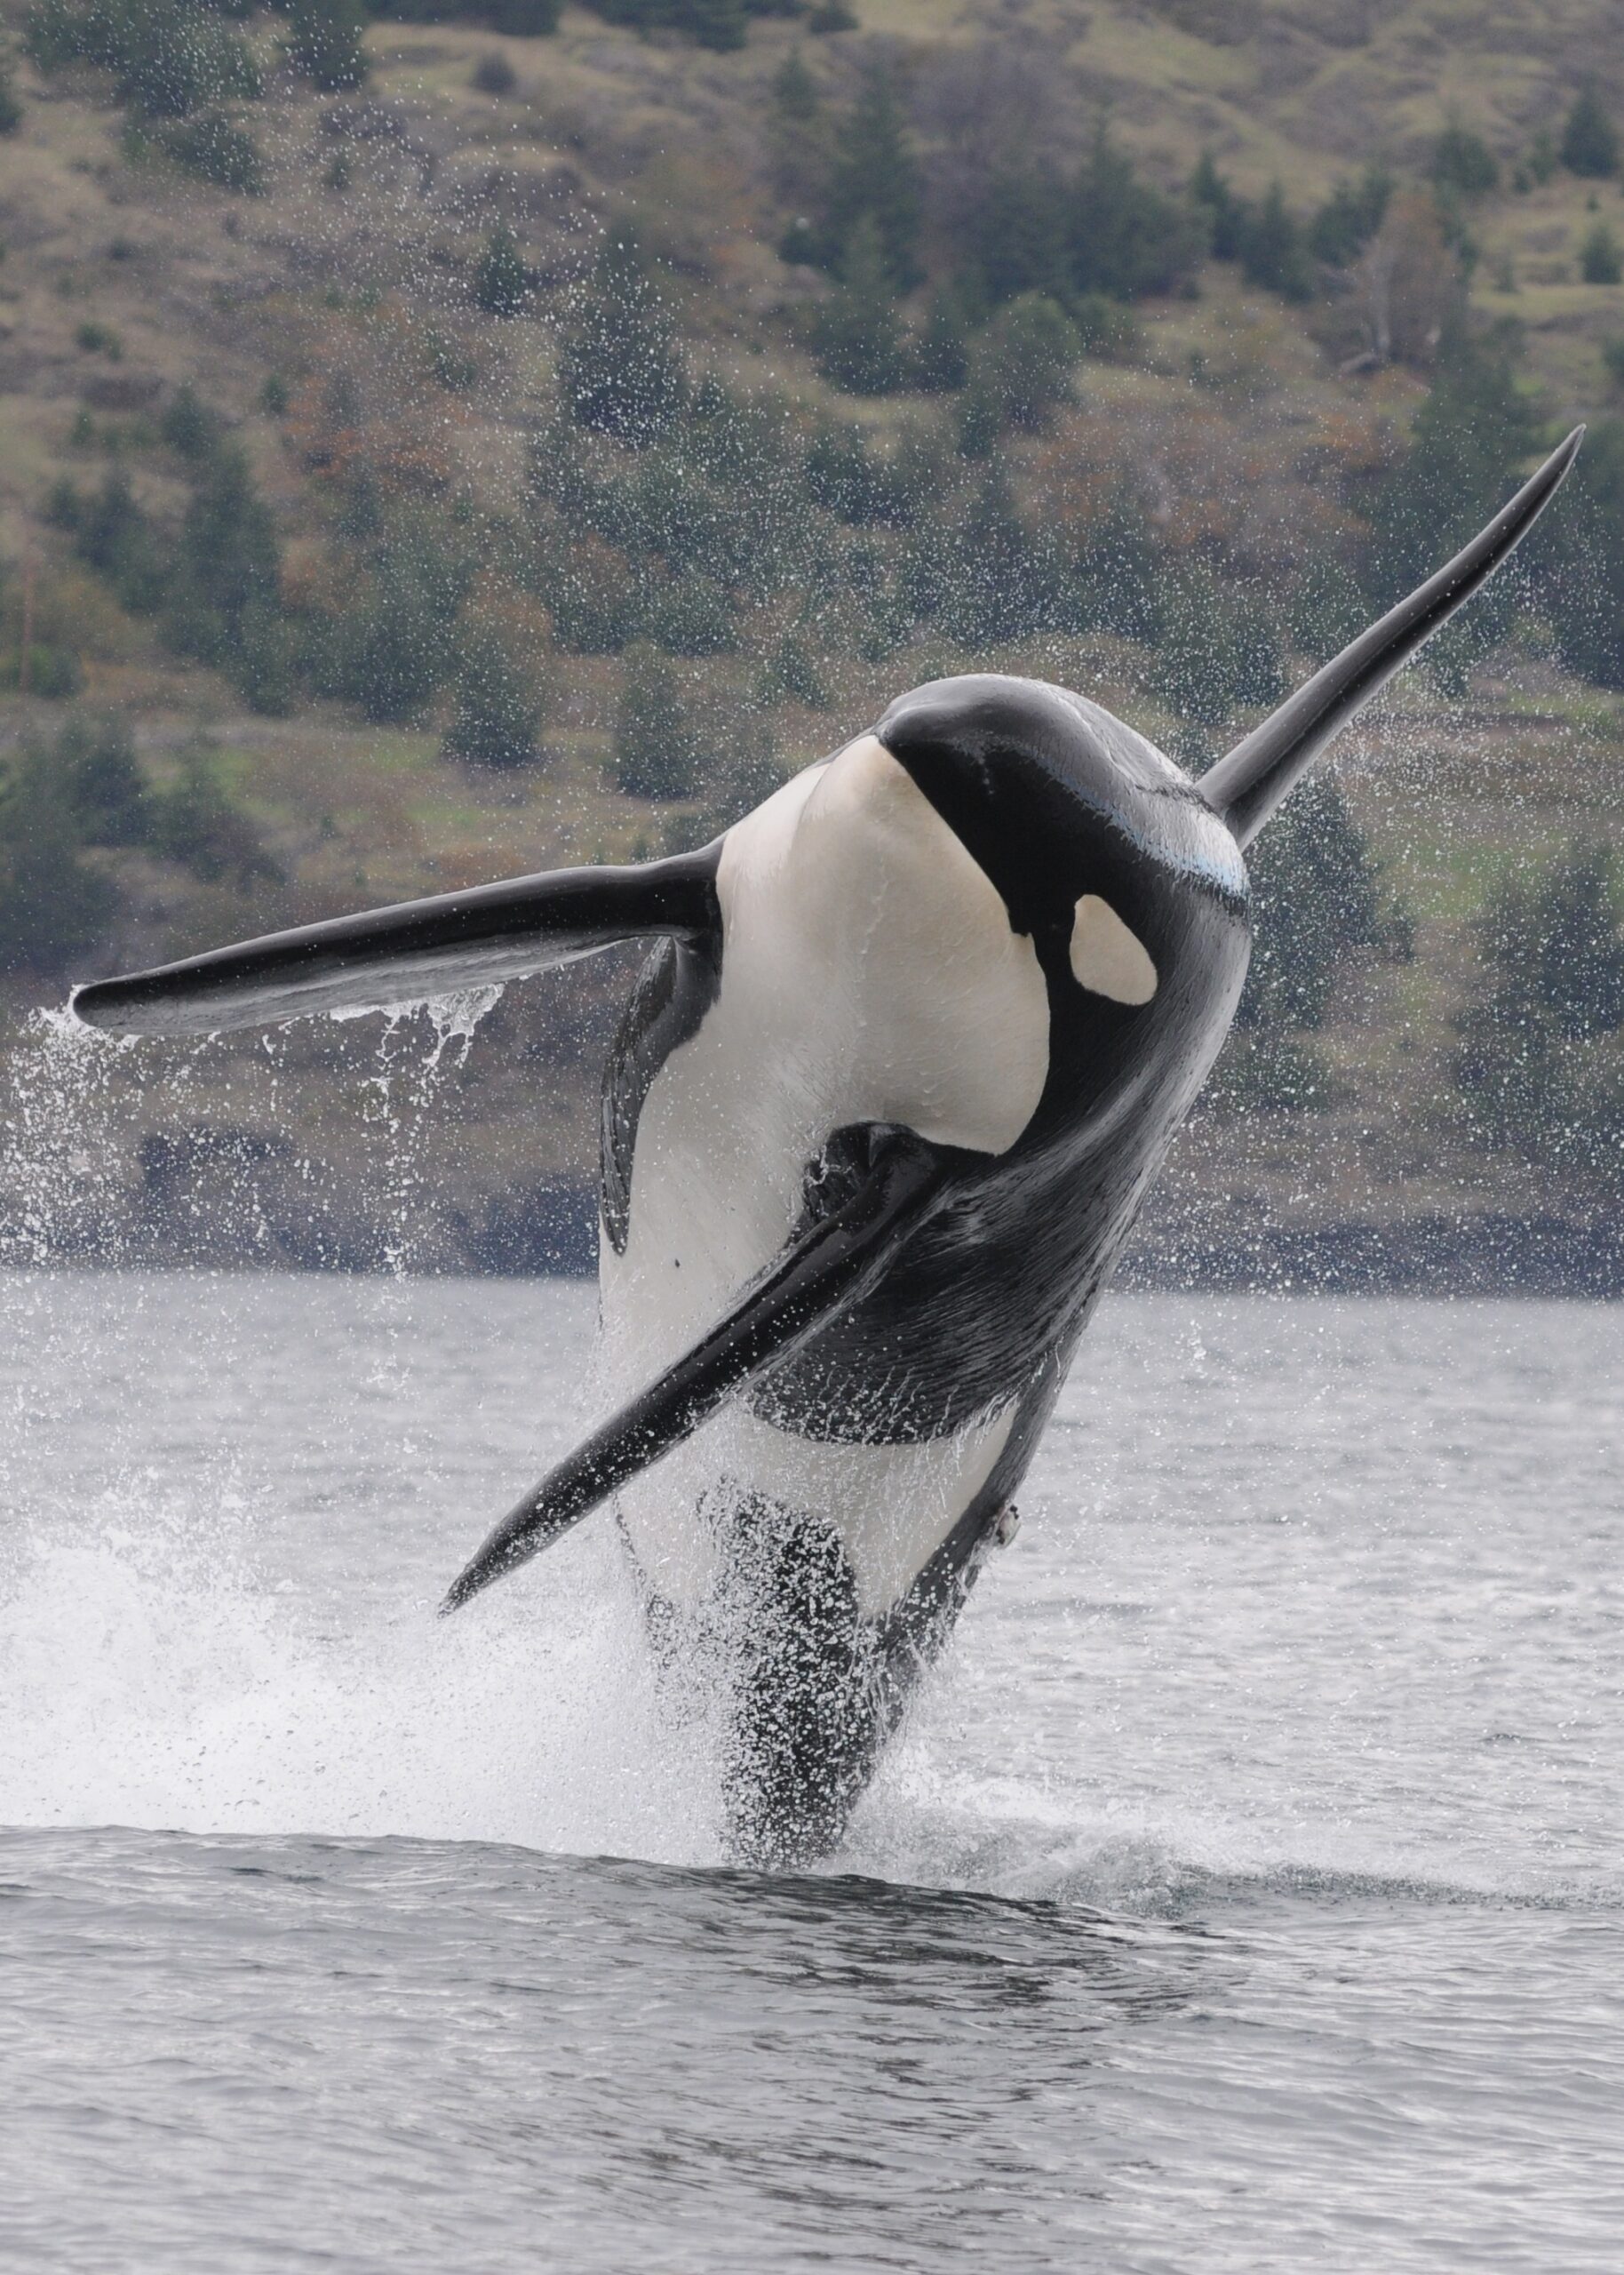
<box><xmin>1</xmin><ymin>0</ymin><xmax>1622</xmax><ymax>1285</ymax></box>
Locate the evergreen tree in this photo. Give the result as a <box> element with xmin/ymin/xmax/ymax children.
<box><xmin>34</xmin><ymin>0</ymin><xmax>266</xmax><ymax>121</ymax></box>
<box><xmin>66</xmin><ymin>467</ymin><xmax>166</xmax><ymax>613</ymax></box>
<box><xmin>1069</xmin><ymin>132</ymin><xmax>1207</xmax><ymax>300</ymax></box>
<box><xmin>1210</xmin><ymin>771</ymin><xmax>1408</xmax><ymax>1112</ymax></box>
<box><xmin>803</xmin><ymin>421</ymin><xmax>906</xmax><ymax>524</ymax></box>
<box><xmin>159</xmin><ymin>380</ymin><xmax>223</xmax><ymax>463</ymax></box>
<box><xmin>614</xmin><ymin>643</ymin><xmax>697</xmax><ymax>798</ymax></box>
<box><xmin>0</xmin><ymin>56</ymin><xmax>23</xmax><ymax>134</ymax></box>
<box><xmin>1232</xmin><ymin>773</ymin><xmax>1407</xmax><ymax>1035</ymax></box>
<box><xmin>966</xmin><ymin>168</ymin><xmax>1069</xmax><ymax>307</ymax></box>
<box><xmin>813</xmin><ymin>215</ymin><xmax>907</xmax><ymax>395</ymax></box>
<box><xmin>169</xmin><ymin>442</ymin><xmax>281</xmax><ymax>663</ymax></box>
<box><xmin>1189</xmin><ymin>151</ymin><xmax>1245</xmax><ymax>261</ymax></box>
<box><xmin>803</xmin><ymin>62</ymin><xmax>921</xmax><ymax>288</ymax></box>
<box><xmin>561</xmin><ymin>233</ymin><xmax>686</xmax><ymax>446</ymax></box>
<box><xmin>1237</xmin><ymin>182</ymin><xmax>1312</xmax><ymax>300</ymax></box>
<box><xmin>1308</xmin><ymin>164</ymin><xmax>1392</xmax><ymax>269</ymax></box>
<box><xmin>442</xmin><ymin>622</ymin><xmax>544</xmax><ymax>769</ymax></box>
<box><xmin>1453</xmin><ymin>842</ymin><xmax>1624</xmax><ymax>1191</ymax></box>
<box><xmin>474</xmin><ymin>223</ymin><xmax>529</xmax><ymax>317</ymax></box>
<box><xmin>771</xmin><ymin>47</ymin><xmax>817</xmax><ymax>121</ymax></box>
<box><xmin>1560</xmin><ymin>86</ymin><xmax>1620</xmax><ymax>179</ymax></box>
<box><xmin>285</xmin><ymin>0</ymin><xmax>369</xmax><ymax>92</ymax></box>
<box><xmin>0</xmin><ymin>740</ymin><xmax>119</xmax><ymax>977</ymax></box>
<box><xmin>683</xmin><ymin>0</ymin><xmax>745</xmax><ymax>49</ymax></box>
<box><xmin>338</xmin><ymin>517</ymin><xmax>469</xmax><ymax>722</ymax></box>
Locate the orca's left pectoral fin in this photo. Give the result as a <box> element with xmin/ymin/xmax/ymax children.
<box><xmin>70</xmin><ymin>847</ymin><xmax>720</xmax><ymax>1039</ymax></box>
<box><xmin>440</xmin><ymin>1135</ymin><xmax>949</xmax><ymax>1614</ymax></box>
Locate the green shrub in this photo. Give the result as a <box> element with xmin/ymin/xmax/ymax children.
<box><xmin>561</xmin><ymin>233</ymin><xmax>685</xmax><ymax>446</ymax></box>
<box><xmin>1150</xmin><ymin>562</ymin><xmax>1285</xmax><ymax>729</ymax></box>
<box><xmin>641</xmin><ymin>575</ymin><xmax>736</xmax><ymax>658</ymax></box>
<box><xmin>442</xmin><ymin>622</ymin><xmax>544</xmax><ymax>769</ymax></box>
<box><xmin>756</xmin><ymin>626</ymin><xmax>829</xmax><ymax>709</ymax></box>
<box><xmin>148</xmin><ymin>738</ymin><xmax>276</xmax><ymax>883</ymax></box>
<box><xmin>285</xmin><ymin>0</ymin><xmax>368</xmax><ymax>92</ymax></box>
<box><xmin>1</xmin><ymin>643</ymin><xmax>84</xmax><ymax>698</ymax></box>
<box><xmin>958</xmin><ymin>293</ymin><xmax>1079</xmax><ymax>453</ymax></box>
<box><xmin>1429</xmin><ymin>123</ymin><xmax>1499</xmax><ymax>198</ymax></box>
<box><xmin>58</xmin><ymin>712</ymin><xmax>148</xmax><ymax>843</ymax></box>
<box><xmin>161</xmin><ymin>109</ymin><xmax>266</xmax><ymax>195</ymax></box>
<box><xmin>474</xmin><ymin>222</ymin><xmax>529</xmax><ymax>317</ymax></box>
<box><xmin>27</xmin><ymin>0</ymin><xmax>263</xmax><ymax>121</ymax></box>
<box><xmin>614</xmin><ymin>643</ymin><xmax>698</xmax><ymax>799</ymax></box>
<box><xmin>472</xmin><ymin>49</ymin><xmax>515</xmax><ymax>94</ymax></box>
<box><xmin>803</xmin><ymin>422</ymin><xmax>908</xmax><ymax>526</ymax></box>
<box><xmin>1580</xmin><ymin>221</ymin><xmax>1623</xmax><ymax>285</ymax></box>
<box><xmin>912</xmin><ymin>284</ymin><xmax>974</xmax><ymax>394</ymax></box>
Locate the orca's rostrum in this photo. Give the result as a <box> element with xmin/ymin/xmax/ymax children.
<box><xmin>74</xmin><ymin>429</ymin><xmax>1583</xmax><ymax>1863</ymax></box>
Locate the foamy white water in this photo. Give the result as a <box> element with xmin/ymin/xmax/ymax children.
<box><xmin>3</xmin><ymin>1273</ymin><xmax>1621</xmax><ymax>2271</ymax></box>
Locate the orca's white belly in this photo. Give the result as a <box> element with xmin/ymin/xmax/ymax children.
<box><xmin>596</xmin><ymin>737</ymin><xmax>1047</xmax><ymax>1616</ymax></box>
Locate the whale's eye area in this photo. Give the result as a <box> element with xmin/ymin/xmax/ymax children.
<box><xmin>1070</xmin><ymin>895</ymin><xmax>1158</xmax><ymax>1005</ymax></box>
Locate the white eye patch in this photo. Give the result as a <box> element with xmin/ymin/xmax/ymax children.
<box><xmin>1070</xmin><ymin>894</ymin><xmax>1158</xmax><ymax>1005</ymax></box>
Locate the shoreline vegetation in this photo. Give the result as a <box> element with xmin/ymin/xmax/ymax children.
<box><xmin>2</xmin><ymin>0</ymin><xmax>1623</xmax><ymax>1293</ymax></box>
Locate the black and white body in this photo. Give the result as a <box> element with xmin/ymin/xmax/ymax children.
<box><xmin>75</xmin><ymin>431</ymin><xmax>1581</xmax><ymax>1863</ymax></box>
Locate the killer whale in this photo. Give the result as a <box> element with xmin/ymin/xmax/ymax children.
<box><xmin>73</xmin><ymin>428</ymin><xmax>1582</xmax><ymax>1862</ymax></box>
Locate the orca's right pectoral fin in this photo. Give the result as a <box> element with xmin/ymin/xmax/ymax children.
<box><xmin>440</xmin><ymin>1132</ymin><xmax>950</xmax><ymax>1613</ymax></box>
<box><xmin>71</xmin><ymin>846</ymin><xmax>721</xmax><ymax>1039</ymax></box>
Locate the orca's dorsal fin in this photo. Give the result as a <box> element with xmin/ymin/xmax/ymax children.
<box><xmin>72</xmin><ymin>847</ymin><xmax>721</xmax><ymax>1039</ymax></box>
<box><xmin>1200</xmin><ymin>427</ymin><xmax>1584</xmax><ymax>850</ymax></box>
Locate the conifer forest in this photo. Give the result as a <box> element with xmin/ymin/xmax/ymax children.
<box><xmin>1</xmin><ymin>0</ymin><xmax>1622</xmax><ymax>1287</ymax></box>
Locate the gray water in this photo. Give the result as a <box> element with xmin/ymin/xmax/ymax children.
<box><xmin>1</xmin><ymin>1273</ymin><xmax>1620</xmax><ymax>2272</ymax></box>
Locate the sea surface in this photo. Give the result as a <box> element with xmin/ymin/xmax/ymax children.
<box><xmin>0</xmin><ymin>1272</ymin><xmax>1619</xmax><ymax>2272</ymax></box>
